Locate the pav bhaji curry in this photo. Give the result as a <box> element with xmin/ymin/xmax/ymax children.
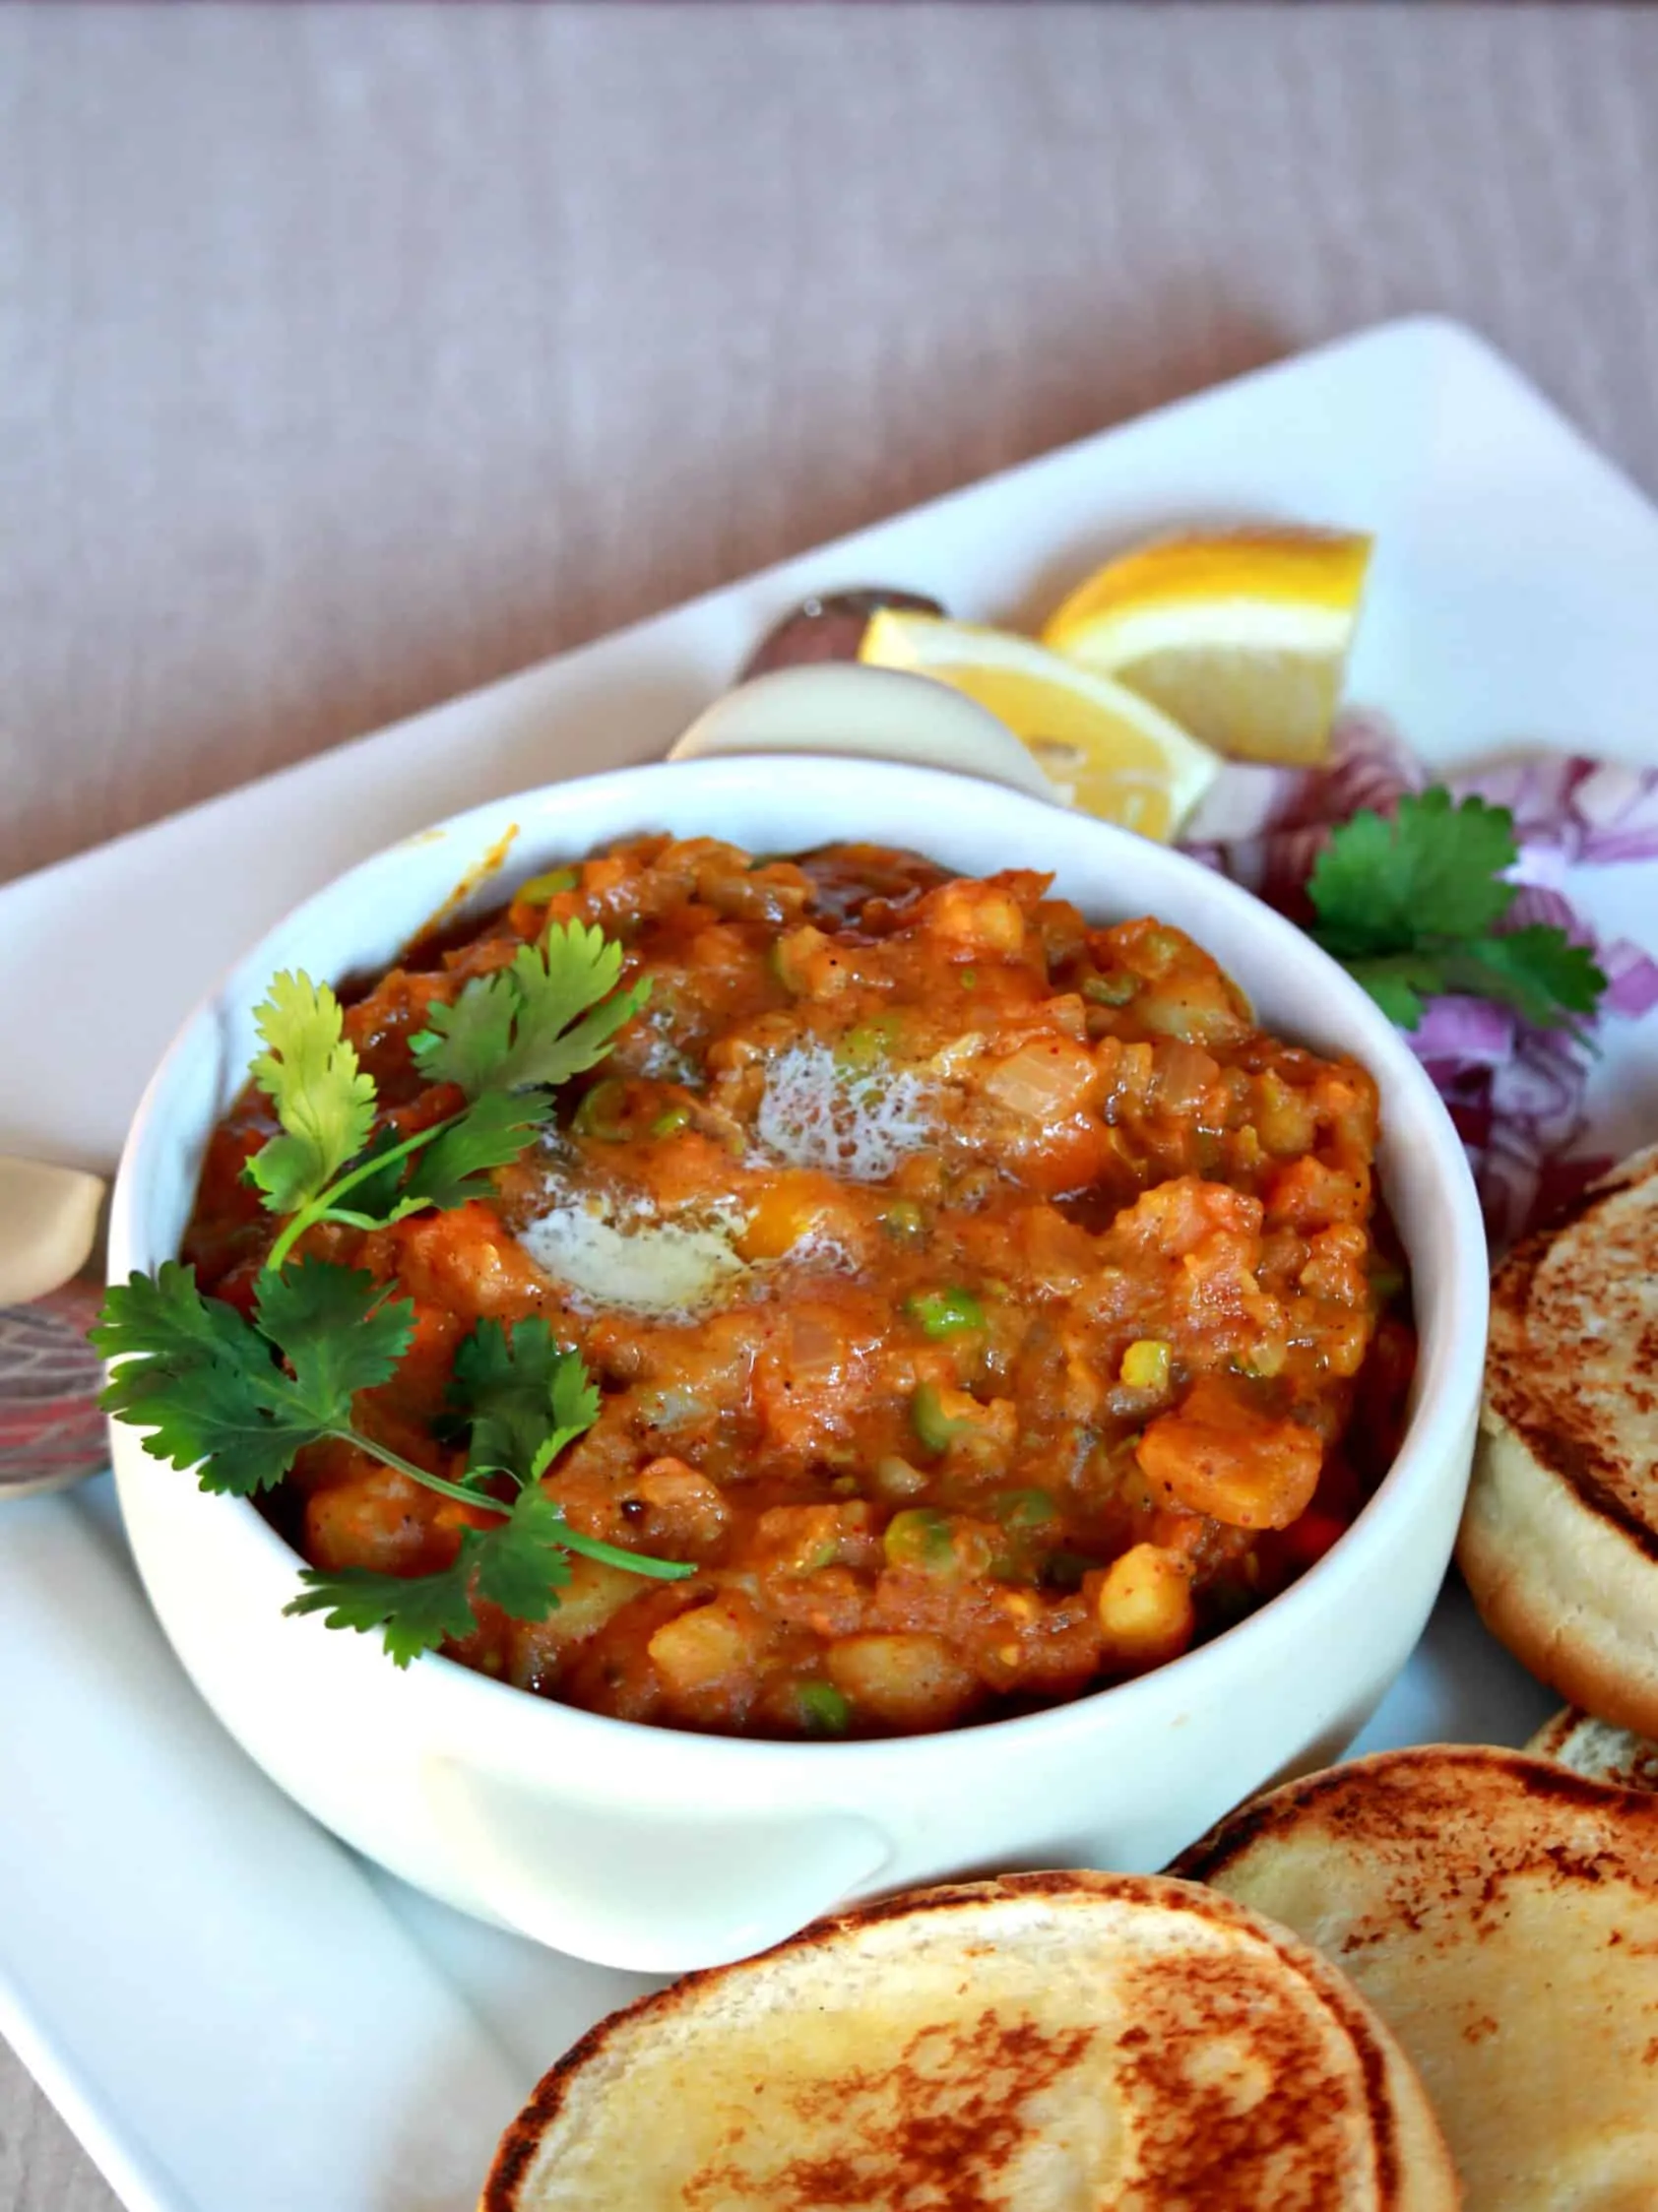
<box><xmin>180</xmin><ymin>836</ymin><xmax>1413</xmax><ymax>1738</ymax></box>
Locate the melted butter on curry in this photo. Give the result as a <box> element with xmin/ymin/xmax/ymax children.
<box><xmin>518</xmin><ymin>1184</ymin><xmax>753</xmax><ymax>1321</ymax></box>
<box><xmin>514</xmin><ymin>1034</ymin><xmax>946</xmax><ymax>1313</ymax></box>
<box><xmin>182</xmin><ymin>834</ymin><xmax>1416</xmax><ymax>1739</ymax></box>
<box><xmin>753</xmin><ymin>1040</ymin><xmax>941</xmax><ymax>1179</ymax></box>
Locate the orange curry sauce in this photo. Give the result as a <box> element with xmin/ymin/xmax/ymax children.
<box><xmin>183</xmin><ymin>837</ymin><xmax>1415</xmax><ymax>1738</ymax></box>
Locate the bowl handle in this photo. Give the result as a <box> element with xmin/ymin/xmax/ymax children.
<box><xmin>423</xmin><ymin>1757</ymin><xmax>892</xmax><ymax>1972</ymax></box>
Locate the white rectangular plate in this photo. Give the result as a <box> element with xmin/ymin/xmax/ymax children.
<box><xmin>2</xmin><ymin>317</ymin><xmax>1654</xmax><ymax>2212</ymax></box>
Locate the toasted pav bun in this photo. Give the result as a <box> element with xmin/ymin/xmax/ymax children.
<box><xmin>1180</xmin><ymin>1745</ymin><xmax>1658</xmax><ymax>2211</ymax></box>
<box><xmin>1528</xmin><ymin>1706</ymin><xmax>1658</xmax><ymax>1794</ymax></box>
<box><xmin>480</xmin><ymin>1871</ymin><xmax>1456</xmax><ymax>2211</ymax></box>
<box><xmin>1458</xmin><ymin>1144</ymin><xmax>1658</xmax><ymax>1738</ymax></box>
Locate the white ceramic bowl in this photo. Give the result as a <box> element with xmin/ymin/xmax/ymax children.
<box><xmin>107</xmin><ymin>753</ymin><xmax>1488</xmax><ymax>1973</ymax></box>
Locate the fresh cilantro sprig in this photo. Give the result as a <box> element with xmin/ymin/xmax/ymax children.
<box><xmin>449</xmin><ymin>1316</ymin><xmax>603</xmax><ymax>1485</ymax></box>
<box><xmin>287</xmin><ymin>1490</ymin><xmax>582</xmax><ymax>1669</ymax></box>
<box><xmin>1307</xmin><ymin>790</ymin><xmax>1607</xmax><ymax>1031</ymax></box>
<box><xmin>284</xmin><ymin>1317</ymin><xmax>689</xmax><ymax>1667</ymax></box>
<box><xmin>95</xmin><ymin>1266</ymin><xmax>691</xmax><ymax>1666</ymax></box>
<box><xmin>254</xmin><ymin>923</ymin><xmax>650</xmax><ymax>1270</ymax></box>
<box><xmin>244</xmin><ymin>973</ymin><xmax>377</xmax><ymax>1215</ymax></box>
<box><xmin>94</xmin><ymin>907</ymin><xmax>686</xmax><ymax>1670</ymax></box>
<box><xmin>96</xmin><ymin>1257</ymin><xmax>417</xmax><ymax>1495</ymax></box>
<box><xmin>411</xmin><ymin>918</ymin><xmax>644</xmax><ymax>1097</ymax></box>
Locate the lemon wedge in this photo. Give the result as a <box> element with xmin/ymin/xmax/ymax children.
<box><xmin>859</xmin><ymin>610</ymin><xmax>1220</xmax><ymax>841</ymax></box>
<box><xmin>1042</xmin><ymin>528</ymin><xmax>1371</xmax><ymax>764</ymax></box>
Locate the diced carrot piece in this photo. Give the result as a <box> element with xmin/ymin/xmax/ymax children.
<box><xmin>1136</xmin><ymin>1374</ymin><xmax>1323</xmax><ymax>1532</ymax></box>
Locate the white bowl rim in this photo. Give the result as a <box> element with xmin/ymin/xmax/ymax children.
<box><xmin>108</xmin><ymin>751</ymin><xmax>1488</xmax><ymax>1772</ymax></box>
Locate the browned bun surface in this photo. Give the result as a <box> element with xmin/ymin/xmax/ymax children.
<box><xmin>1458</xmin><ymin>1143</ymin><xmax>1658</xmax><ymax>1737</ymax></box>
<box><xmin>1180</xmin><ymin>1743</ymin><xmax>1658</xmax><ymax>2210</ymax></box>
<box><xmin>1527</xmin><ymin>1706</ymin><xmax>1658</xmax><ymax>1793</ymax></box>
<box><xmin>480</xmin><ymin>1870</ymin><xmax>1456</xmax><ymax>2210</ymax></box>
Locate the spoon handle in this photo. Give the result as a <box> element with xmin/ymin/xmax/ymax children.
<box><xmin>0</xmin><ymin>1278</ymin><xmax>109</xmax><ymax>1499</ymax></box>
<box><xmin>0</xmin><ymin>1155</ymin><xmax>110</xmax><ymax>1498</ymax></box>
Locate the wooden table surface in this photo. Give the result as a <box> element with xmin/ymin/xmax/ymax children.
<box><xmin>5</xmin><ymin>3</ymin><xmax>1658</xmax><ymax>2204</ymax></box>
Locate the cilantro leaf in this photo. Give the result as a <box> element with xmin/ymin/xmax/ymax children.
<box><xmin>470</xmin><ymin>1485</ymin><xmax>576</xmax><ymax>1620</ymax></box>
<box><xmin>1345</xmin><ymin>932</ymin><xmax>1605</xmax><ymax>1033</ymax></box>
<box><xmin>529</xmin><ymin>1355</ymin><xmax>605</xmax><ymax>1480</ymax></box>
<box><xmin>91</xmin><ymin>1258</ymin><xmax>253</xmax><ymax>1369</ymax></box>
<box><xmin>297</xmin><ymin>1094</ymin><xmax>554</xmax><ymax>1235</ymax></box>
<box><xmin>244</xmin><ymin>972</ymin><xmax>378</xmax><ymax>1215</ymax></box>
<box><xmin>104</xmin><ymin>1356</ymin><xmax>314</xmax><ymax>1493</ymax></box>
<box><xmin>284</xmin><ymin>1556</ymin><xmax>479</xmax><ymax>1669</ymax></box>
<box><xmin>449</xmin><ymin>1317</ymin><xmax>601</xmax><ymax>1485</ymax></box>
<box><xmin>95</xmin><ymin>1258</ymin><xmax>413</xmax><ymax>1495</ymax></box>
<box><xmin>322</xmin><ymin>1123</ymin><xmax>414</xmax><ymax>1225</ymax></box>
<box><xmin>1336</xmin><ymin>953</ymin><xmax>1449</xmax><ymax>1030</ymax></box>
<box><xmin>94</xmin><ymin>1262</ymin><xmax>325</xmax><ymax>1493</ymax></box>
<box><xmin>1441</xmin><ymin>928</ymin><xmax>1608</xmax><ymax>1028</ymax></box>
<box><xmin>283</xmin><ymin>1486</ymin><xmax>577</xmax><ymax>1666</ymax></box>
<box><xmin>1308</xmin><ymin>791</ymin><xmax>1518</xmax><ymax>958</ymax></box>
<box><xmin>410</xmin><ymin>977</ymin><xmax>516</xmax><ymax>1098</ymax></box>
<box><xmin>401</xmin><ymin>1091</ymin><xmax>555</xmax><ymax>1212</ymax></box>
<box><xmin>253</xmin><ymin>1257</ymin><xmax>414</xmax><ymax>1417</ymax></box>
<box><xmin>1307</xmin><ymin>788</ymin><xmax>1607</xmax><ymax>1034</ymax></box>
<box><xmin>412</xmin><ymin>920</ymin><xmax>649</xmax><ymax>1099</ymax></box>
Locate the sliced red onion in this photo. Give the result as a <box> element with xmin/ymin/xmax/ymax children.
<box><xmin>1501</xmin><ymin>878</ymin><xmax>1585</xmax><ymax>938</ymax></box>
<box><xmin>1451</xmin><ymin>753</ymin><xmax>1658</xmax><ymax>865</ymax></box>
<box><xmin>1602</xmin><ymin>937</ymin><xmax>1658</xmax><ymax>1018</ymax></box>
<box><xmin>1408</xmin><ymin>995</ymin><xmax>1516</xmax><ymax>1070</ymax></box>
<box><xmin>1492</xmin><ymin>1025</ymin><xmax>1588</xmax><ymax>1142</ymax></box>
